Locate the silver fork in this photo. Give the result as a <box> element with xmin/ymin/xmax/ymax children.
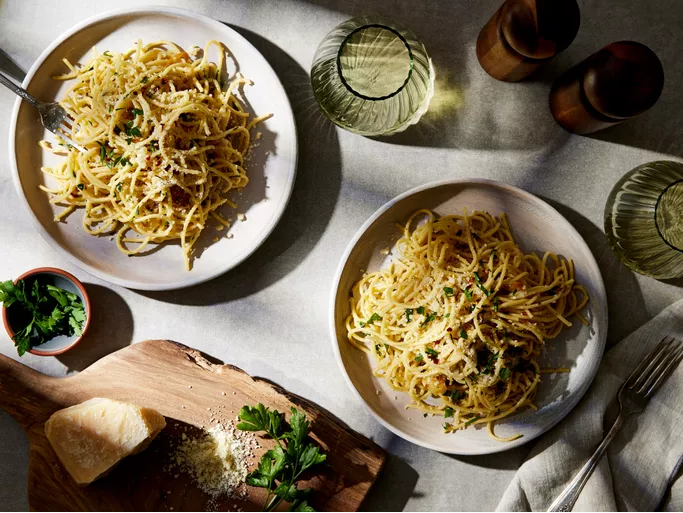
<box><xmin>548</xmin><ymin>336</ymin><xmax>683</xmax><ymax>512</ymax></box>
<box><xmin>0</xmin><ymin>71</ymin><xmax>84</xmax><ymax>151</ymax></box>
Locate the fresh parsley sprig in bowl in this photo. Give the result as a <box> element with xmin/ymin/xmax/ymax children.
<box><xmin>1</xmin><ymin>268</ymin><xmax>90</xmax><ymax>356</ymax></box>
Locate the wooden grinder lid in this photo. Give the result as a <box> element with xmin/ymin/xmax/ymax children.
<box><xmin>583</xmin><ymin>41</ymin><xmax>664</xmax><ymax>120</ymax></box>
<box><xmin>501</xmin><ymin>0</ymin><xmax>581</xmax><ymax>60</ymax></box>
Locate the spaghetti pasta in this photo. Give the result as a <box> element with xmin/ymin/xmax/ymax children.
<box><xmin>39</xmin><ymin>39</ymin><xmax>268</xmax><ymax>270</ymax></box>
<box><xmin>346</xmin><ymin>209</ymin><xmax>589</xmax><ymax>440</ymax></box>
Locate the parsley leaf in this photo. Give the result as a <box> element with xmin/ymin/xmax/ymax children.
<box><xmin>460</xmin><ymin>328</ymin><xmax>468</xmax><ymax>340</ymax></box>
<box><xmin>464</xmin><ymin>288</ymin><xmax>472</xmax><ymax>302</ymax></box>
<box><xmin>405</xmin><ymin>308</ymin><xmax>413</xmax><ymax>322</ymax></box>
<box><xmin>493</xmin><ymin>296</ymin><xmax>499</xmax><ymax>312</ymax></box>
<box><xmin>414</xmin><ymin>354</ymin><xmax>424</xmax><ymax>363</ymax></box>
<box><xmin>444</xmin><ymin>407</ymin><xmax>454</xmax><ymax>418</ymax></box>
<box><xmin>131</xmin><ymin>108</ymin><xmax>144</xmax><ymax>116</ymax></box>
<box><xmin>500</xmin><ymin>368</ymin><xmax>511</xmax><ymax>380</ymax></box>
<box><xmin>425</xmin><ymin>347</ymin><xmax>439</xmax><ymax>358</ymax></box>
<box><xmin>366</xmin><ymin>312</ymin><xmax>382</xmax><ymax>325</ymax></box>
<box><xmin>443</xmin><ymin>287</ymin><xmax>454</xmax><ymax>297</ymax></box>
<box><xmin>420</xmin><ymin>312</ymin><xmax>436</xmax><ymax>328</ymax></box>
<box><xmin>416</xmin><ymin>306</ymin><xmax>425</xmax><ymax>315</ymax></box>
<box><xmin>465</xmin><ymin>415</ymin><xmax>481</xmax><ymax>426</ymax></box>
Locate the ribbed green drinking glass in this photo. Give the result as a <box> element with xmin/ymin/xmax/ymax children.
<box><xmin>311</xmin><ymin>17</ymin><xmax>434</xmax><ymax>136</ymax></box>
<box><xmin>604</xmin><ymin>160</ymin><xmax>683</xmax><ymax>279</ymax></box>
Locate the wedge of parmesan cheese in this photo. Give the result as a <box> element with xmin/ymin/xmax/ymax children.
<box><xmin>44</xmin><ymin>398</ymin><xmax>166</xmax><ymax>485</ymax></box>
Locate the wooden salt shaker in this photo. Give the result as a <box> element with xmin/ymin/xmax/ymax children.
<box><xmin>476</xmin><ymin>0</ymin><xmax>580</xmax><ymax>82</ymax></box>
<box><xmin>549</xmin><ymin>41</ymin><xmax>664</xmax><ymax>134</ymax></box>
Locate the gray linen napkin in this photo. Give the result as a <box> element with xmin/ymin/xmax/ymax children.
<box><xmin>497</xmin><ymin>298</ymin><xmax>683</xmax><ymax>512</ymax></box>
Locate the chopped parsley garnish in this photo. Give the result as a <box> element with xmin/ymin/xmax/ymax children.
<box><xmin>141</xmin><ymin>76</ymin><xmax>148</xmax><ymax>84</ymax></box>
<box><xmin>464</xmin><ymin>288</ymin><xmax>472</xmax><ymax>302</ymax></box>
<box><xmin>420</xmin><ymin>312</ymin><xmax>436</xmax><ymax>328</ymax></box>
<box><xmin>98</xmin><ymin>141</ymin><xmax>107</xmax><ymax>163</ymax></box>
<box><xmin>443</xmin><ymin>287</ymin><xmax>454</xmax><ymax>297</ymax></box>
<box><xmin>480</xmin><ymin>351</ymin><xmax>499</xmax><ymax>375</ymax></box>
<box><xmin>464</xmin><ymin>415</ymin><xmax>481</xmax><ymax>426</ymax></box>
<box><xmin>414</xmin><ymin>354</ymin><xmax>424</xmax><ymax>363</ymax></box>
<box><xmin>131</xmin><ymin>108</ymin><xmax>144</xmax><ymax>116</ymax></box>
<box><xmin>366</xmin><ymin>312</ymin><xmax>382</xmax><ymax>325</ymax></box>
<box><xmin>474</xmin><ymin>272</ymin><xmax>491</xmax><ymax>296</ymax></box>
<box><xmin>449</xmin><ymin>390</ymin><xmax>461</xmax><ymax>401</ymax></box>
<box><xmin>116</xmin><ymin>183</ymin><xmax>123</xmax><ymax>192</ymax></box>
<box><xmin>493</xmin><ymin>296</ymin><xmax>499</xmax><ymax>312</ymax></box>
<box><xmin>149</xmin><ymin>140</ymin><xmax>159</xmax><ymax>151</ymax></box>
<box><xmin>405</xmin><ymin>308</ymin><xmax>413</xmax><ymax>322</ymax></box>
<box><xmin>425</xmin><ymin>347</ymin><xmax>439</xmax><ymax>358</ymax></box>
<box><xmin>443</xmin><ymin>313</ymin><xmax>450</xmax><ymax>318</ymax></box>
<box><xmin>124</xmin><ymin>121</ymin><xmax>142</xmax><ymax>139</ymax></box>
<box><xmin>444</xmin><ymin>407</ymin><xmax>454</xmax><ymax>418</ymax></box>
<box><xmin>416</xmin><ymin>306</ymin><xmax>426</xmax><ymax>315</ymax></box>
<box><xmin>500</xmin><ymin>368</ymin><xmax>511</xmax><ymax>380</ymax></box>
<box><xmin>76</xmin><ymin>183</ymin><xmax>84</xmax><ymax>191</ymax></box>
<box><xmin>103</xmin><ymin>51</ymin><xmax>112</xmax><ymax>57</ymax></box>
<box><xmin>459</xmin><ymin>329</ymin><xmax>468</xmax><ymax>340</ymax></box>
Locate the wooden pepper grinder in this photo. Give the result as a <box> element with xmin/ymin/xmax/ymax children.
<box><xmin>476</xmin><ymin>0</ymin><xmax>580</xmax><ymax>82</ymax></box>
<box><xmin>550</xmin><ymin>41</ymin><xmax>664</xmax><ymax>134</ymax></box>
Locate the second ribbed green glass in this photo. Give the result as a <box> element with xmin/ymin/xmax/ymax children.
<box><xmin>604</xmin><ymin>160</ymin><xmax>683</xmax><ymax>279</ymax></box>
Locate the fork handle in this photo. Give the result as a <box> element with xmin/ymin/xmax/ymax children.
<box><xmin>0</xmin><ymin>71</ymin><xmax>41</xmax><ymax>108</ymax></box>
<box><xmin>547</xmin><ymin>413</ymin><xmax>626</xmax><ymax>512</ymax></box>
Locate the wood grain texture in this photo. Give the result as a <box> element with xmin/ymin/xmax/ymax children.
<box><xmin>476</xmin><ymin>0</ymin><xmax>580</xmax><ymax>82</ymax></box>
<box><xmin>0</xmin><ymin>340</ymin><xmax>386</xmax><ymax>512</ymax></box>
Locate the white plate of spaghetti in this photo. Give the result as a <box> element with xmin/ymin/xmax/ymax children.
<box><xmin>330</xmin><ymin>179</ymin><xmax>607</xmax><ymax>455</ymax></box>
<box><xmin>9</xmin><ymin>7</ymin><xmax>296</xmax><ymax>290</ymax></box>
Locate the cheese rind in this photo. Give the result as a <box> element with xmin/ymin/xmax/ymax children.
<box><xmin>44</xmin><ymin>398</ymin><xmax>166</xmax><ymax>485</ymax></box>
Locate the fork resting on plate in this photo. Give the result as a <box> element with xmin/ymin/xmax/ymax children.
<box><xmin>0</xmin><ymin>71</ymin><xmax>83</xmax><ymax>151</ymax></box>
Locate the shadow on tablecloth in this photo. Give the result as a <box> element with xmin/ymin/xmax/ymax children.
<box><xmin>304</xmin><ymin>0</ymin><xmax>683</xmax><ymax>157</ymax></box>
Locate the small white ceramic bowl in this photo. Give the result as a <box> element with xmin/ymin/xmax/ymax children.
<box><xmin>2</xmin><ymin>267</ymin><xmax>91</xmax><ymax>356</ymax></box>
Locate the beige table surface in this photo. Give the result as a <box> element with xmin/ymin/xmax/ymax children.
<box><xmin>0</xmin><ymin>0</ymin><xmax>681</xmax><ymax>510</ymax></box>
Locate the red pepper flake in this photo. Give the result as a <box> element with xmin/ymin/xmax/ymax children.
<box><xmin>447</xmin><ymin>327</ymin><xmax>452</xmax><ymax>332</ymax></box>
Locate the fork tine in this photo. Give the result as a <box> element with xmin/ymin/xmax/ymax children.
<box><xmin>645</xmin><ymin>340</ymin><xmax>683</xmax><ymax>398</ymax></box>
<box><xmin>626</xmin><ymin>337</ymin><xmax>671</xmax><ymax>388</ymax></box>
<box><xmin>51</xmin><ymin>127</ymin><xmax>85</xmax><ymax>153</ymax></box>
<box><xmin>637</xmin><ymin>340</ymin><xmax>682</xmax><ymax>393</ymax></box>
<box><xmin>631</xmin><ymin>337</ymin><xmax>675</xmax><ymax>390</ymax></box>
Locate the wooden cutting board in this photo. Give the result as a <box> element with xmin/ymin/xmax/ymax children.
<box><xmin>0</xmin><ymin>339</ymin><xmax>386</xmax><ymax>511</ymax></box>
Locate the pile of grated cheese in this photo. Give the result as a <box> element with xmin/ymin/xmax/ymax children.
<box><xmin>167</xmin><ymin>422</ymin><xmax>255</xmax><ymax>498</ymax></box>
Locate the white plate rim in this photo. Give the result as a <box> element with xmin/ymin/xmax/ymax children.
<box><xmin>8</xmin><ymin>5</ymin><xmax>298</xmax><ymax>291</ymax></box>
<box><xmin>329</xmin><ymin>177</ymin><xmax>608</xmax><ymax>455</ymax></box>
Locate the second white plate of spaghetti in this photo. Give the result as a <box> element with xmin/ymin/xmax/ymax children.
<box><xmin>330</xmin><ymin>179</ymin><xmax>607</xmax><ymax>455</ymax></box>
<box><xmin>10</xmin><ymin>7</ymin><xmax>296</xmax><ymax>290</ymax></box>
